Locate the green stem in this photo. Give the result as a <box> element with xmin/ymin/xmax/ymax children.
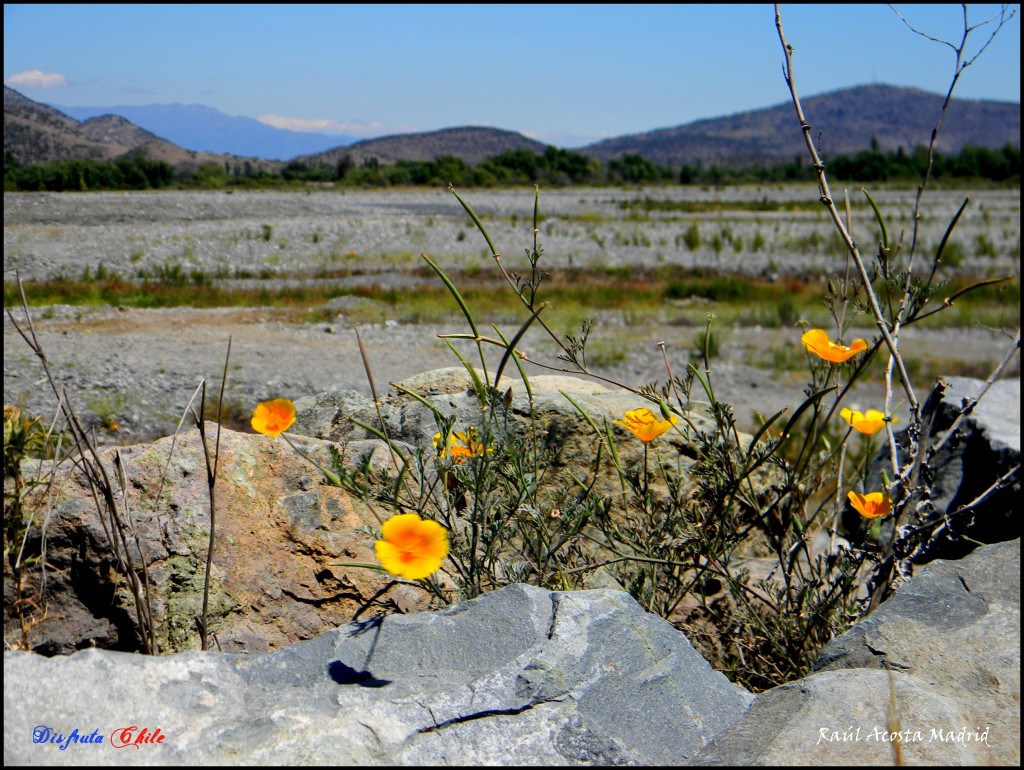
<box><xmin>282</xmin><ymin>433</ymin><xmax>342</xmax><ymax>486</ymax></box>
<box><xmin>330</xmin><ymin>562</ymin><xmax>451</xmax><ymax>605</ymax></box>
<box><xmin>331</xmin><ymin>561</ymin><xmax>387</xmax><ymax>571</ymax></box>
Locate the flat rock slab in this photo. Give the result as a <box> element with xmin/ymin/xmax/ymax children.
<box><xmin>4</xmin><ymin>542</ymin><xmax>1018</xmax><ymax>765</ymax></box>
<box><xmin>3</xmin><ymin>584</ymin><xmax>752</xmax><ymax>765</ymax></box>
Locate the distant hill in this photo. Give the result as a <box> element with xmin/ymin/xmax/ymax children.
<box><xmin>49</xmin><ymin>102</ymin><xmax>355</xmax><ymax>161</ymax></box>
<box><xmin>76</xmin><ymin>114</ymin><xmax>167</xmax><ymax>150</ymax></box>
<box><xmin>5</xmin><ymin>86</ymin><xmax>129</xmax><ymax>164</ymax></box>
<box><xmin>578</xmin><ymin>84</ymin><xmax>1020</xmax><ymax>167</ymax></box>
<box><xmin>7</xmin><ymin>83</ymin><xmax>1018</xmax><ymax>174</ymax></box>
<box><xmin>3</xmin><ymin>86</ymin><xmax>282</xmax><ymax>173</ymax></box>
<box><xmin>296</xmin><ymin>126</ymin><xmax>550</xmax><ymax>168</ymax></box>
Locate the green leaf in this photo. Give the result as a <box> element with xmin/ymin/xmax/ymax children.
<box><xmin>747</xmin><ymin>407</ymin><xmax>789</xmax><ymax>459</ymax></box>
<box><xmin>449</xmin><ymin>184</ymin><xmax>498</xmax><ymax>256</ymax></box>
<box><xmin>445</xmin><ymin>340</ymin><xmax>487</xmax><ymax>402</ymax></box>
<box><xmin>493</xmin><ymin>326</ymin><xmax>534</xmax><ymax>406</ymax></box>
<box><xmin>687</xmin><ymin>362</ymin><xmax>717</xmax><ymax>407</ymax></box>
<box><xmin>560</xmin><ymin>391</ymin><xmax>602</xmax><ymax>436</ymax></box>
<box><xmin>421</xmin><ymin>253</ymin><xmax>479</xmax><ymax>339</ymax></box>
<box><xmin>492</xmin><ymin>303</ymin><xmax>546</xmax><ymax>387</ymax></box>
<box><xmin>780</xmin><ymin>387</ymin><xmax>833</xmax><ymax>440</ymax></box>
<box><xmin>935</xmin><ymin>196</ymin><xmax>970</xmax><ymax>264</ymax></box>
<box><xmin>391</xmin><ymin>384</ymin><xmax>446</xmax><ymax>422</ymax></box>
<box><xmin>862</xmin><ymin>188</ymin><xmax>888</xmax><ymax>251</ymax></box>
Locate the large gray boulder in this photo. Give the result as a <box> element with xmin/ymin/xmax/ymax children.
<box><xmin>691</xmin><ymin>538</ymin><xmax>1020</xmax><ymax>766</ymax></box>
<box><xmin>3</xmin><ymin>583</ymin><xmax>752</xmax><ymax>765</ymax></box>
<box><xmin>919</xmin><ymin>376</ymin><xmax>1019</xmax><ymax>557</ymax></box>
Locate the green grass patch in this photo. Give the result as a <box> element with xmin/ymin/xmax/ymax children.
<box><xmin>5</xmin><ymin>269</ymin><xmax>1016</xmax><ymax>332</ymax></box>
<box><xmin>621</xmin><ymin>196</ymin><xmax>827</xmax><ymax>214</ymax></box>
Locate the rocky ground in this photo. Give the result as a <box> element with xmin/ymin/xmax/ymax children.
<box><xmin>5</xmin><ymin>187</ymin><xmax>1019</xmax><ymax>282</ymax></box>
<box><xmin>5</xmin><ymin>301</ymin><xmax>1019</xmax><ymax>448</ymax></box>
<box><xmin>4</xmin><ymin>187</ymin><xmax>1019</xmax><ymax>446</ymax></box>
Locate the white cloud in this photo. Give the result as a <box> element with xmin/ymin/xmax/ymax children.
<box><xmin>257</xmin><ymin>114</ymin><xmax>373</xmax><ymax>135</ymax></box>
<box><xmin>257</xmin><ymin>114</ymin><xmax>416</xmax><ymax>138</ymax></box>
<box><xmin>5</xmin><ymin>69</ymin><xmax>68</xmax><ymax>89</ymax></box>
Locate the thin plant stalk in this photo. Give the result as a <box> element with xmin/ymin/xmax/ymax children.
<box><xmin>195</xmin><ymin>336</ymin><xmax>230</xmax><ymax>651</ymax></box>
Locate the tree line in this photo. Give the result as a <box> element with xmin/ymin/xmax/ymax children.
<box><xmin>4</xmin><ymin>140</ymin><xmax>1018</xmax><ymax>192</ymax></box>
<box><xmin>3</xmin><ymin>154</ymin><xmax>174</xmax><ymax>192</ymax></box>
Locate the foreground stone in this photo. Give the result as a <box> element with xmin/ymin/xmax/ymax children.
<box><xmin>3</xmin><ymin>584</ymin><xmax>753</xmax><ymax>765</ymax></box>
<box><xmin>3</xmin><ymin>426</ymin><xmax>430</xmax><ymax>655</ymax></box>
<box><xmin>692</xmin><ymin>538</ymin><xmax>1020</xmax><ymax>766</ymax></box>
<box><xmin>5</xmin><ymin>540</ymin><xmax>1019</xmax><ymax>766</ymax></box>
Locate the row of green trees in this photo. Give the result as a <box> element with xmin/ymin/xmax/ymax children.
<box><xmin>826</xmin><ymin>139</ymin><xmax>1020</xmax><ymax>183</ymax></box>
<box><xmin>329</xmin><ymin>147</ymin><xmax>675</xmax><ymax>187</ymax></box>
<box><xmin>4</xmin><ymin>141</ymin><xmax>1018</xmax><ymax>192</ymax></box>
<box><xmin>3</xmin><ymin>154</ymin><xmax>175</xmax><ymax>192</ymax></box>
<box><xmin>262</xmin><ymin>141</ymin><xmax>1021</xmax><ymax>187</ymax></box>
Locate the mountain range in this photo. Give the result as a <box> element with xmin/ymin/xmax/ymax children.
<box><xmin>3</xmin><ymin>86</ymin><xmax>282</xmax><ymax>173</ymax></box>
<box><xmin>48</xmin><ymin>101</ymin><xmax>356</xmax><ymax>160</ymax></box>
<box><xmin>580</xmin><ymin>84</ymin><xmax>1020</xmax><ymax>167</ymax></box>
<box><xmin>4</xmin><ymin>84</ymin><xmax>1019</xmax><ymax>173</ymax></box>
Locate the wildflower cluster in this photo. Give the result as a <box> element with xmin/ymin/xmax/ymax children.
<box><xmin>243</xmin><ymin>22</ymin><xmax>1018</xmax><ymax>683</ymax></box>
<box><xmin>244</xmin><ymin>143</ymin><xmax>1015</xmax><ymax>691</ymax></box>
<box><xmin>247</xmin><ymin>179</ymin><xmax>934</xmax><ymax>692</ymax></box>
<box><xmin>801</xmin><ymin>329</ymin><xmax>894</xmax><ymax>520</ymax></box>
<box><xmin>251</xmin><ymin>397</ymin><xmax>451</xmax><ymax>583</ymax></box>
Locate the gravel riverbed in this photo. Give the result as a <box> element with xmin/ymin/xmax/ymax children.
<box><xmin>5</xmin><ymin>188</ymin><xmax>1019</xmax><ymax>446</ymax></box>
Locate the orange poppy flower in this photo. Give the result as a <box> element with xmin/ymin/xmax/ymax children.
<box><xmin>433</xmin><ymin>427</ymin><xmax>487</xmax><ymax>463</ymax></box>
<box><xmin>374</xmin><ymin>513</ymin><xmax>449</xmax><ymax>580</ymax></box>
<box><xmin>801</xmin><ymin>329</ymin><xmax>867</xmax><ymax>364</ymax></box>
<box><xmin>614</xmin><ymin>407</ymin><xmax>678</xmax><ymax>443</ymax></box>
<box><xmin>251</xmin><ymin>398</ymin><xmax>296</xmax><ymax>437</ymax></box>
<box><xmin>848</xmin><ymin>490</ymin><xmax>891</xmax><ymax>519</ymax></box>
<box><xmin>840</xmin><ymin>408</ymin><xmax>896</xmax><ymax>436</ymax></box>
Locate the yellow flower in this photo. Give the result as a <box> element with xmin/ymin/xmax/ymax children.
<box><xmin>801</xmin><ymin>329</ymin><xmax>867</xmax><ymax>363</ymax></box>
<box><xmin>614</xmin><ymin>408</ymin><xmax>678</xmax><ymax>443</ymax></box>
<box><xmin>374</xmin><ymin>513</ymin><xmax>449</xmax><ymax>580</ymax></box>
<box><xmin>251</xmin><ymin>398</ymin><xmax>296</xmax><ymax>437</ymax></box>
<box><xmin>840</xmin><ymin>408</ymin><xmax>896</xmax><ymax>435</ymax></box>
<box><xmin>848</xmin><ymin>490</ymin><xmax>891</xmax><ymax>519</ymax></box>
<box><xmin>433</xmin><ymin>427</ymin><xmax>487</xmax><ymax>463</ymax></box>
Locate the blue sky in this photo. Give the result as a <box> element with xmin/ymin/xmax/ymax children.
<box><xmin>4</xmin><ymin>3</ymin><xmax>1020</xmax><ymax>147</ymax></box>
